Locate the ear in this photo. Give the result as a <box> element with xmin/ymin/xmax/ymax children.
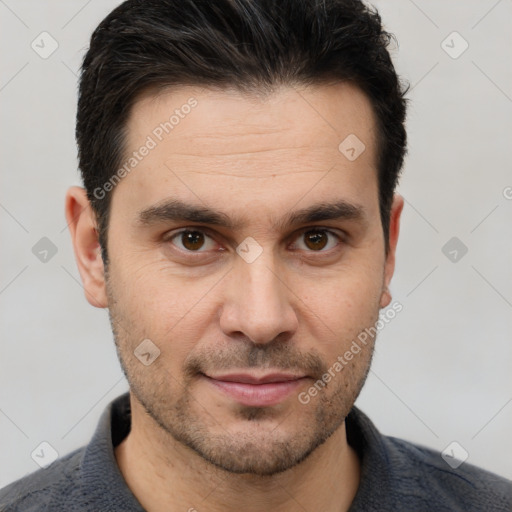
<box><xmin>65</xmin><ymin>186</ymin><xmax>108</xmax><ymax>308</ymax></box>
<box><xmin>380</xmin><ymin>194</ymin><xmax>404</xmax><ymax>309</ymax></box>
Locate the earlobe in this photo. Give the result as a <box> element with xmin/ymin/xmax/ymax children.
<box><xmin>380</xmin><ymin>193</ymin><xmax>404</xmax><ymax>309</ymax></box>
<box><xmin>65</xmin><ymin>186</ymin><xmax>108</xmax><ymax>308</ymax></box>
<box><xmin>380</xmin><ymin>286</ymin><xmax>392</xmax><ymax>309</ymax></box>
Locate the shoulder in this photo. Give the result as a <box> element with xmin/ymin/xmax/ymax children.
<box><xmin>347</xmin><ymin>407</ymin><xmax>511</xmax><ymax>511</ymax></box>
<box><xmin>385</xmin><ymin>435</ymin><xmax>512</xmax><ymax>511</ymax></box>
<box><xmin>0</xmin><ymin>447</ymin><xmax>84</xmax><ymax>512</ymax></box>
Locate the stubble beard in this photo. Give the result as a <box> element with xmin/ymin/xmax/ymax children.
<box><xmin>105</xmin><ymin>274</ymin><xmax>377</xmax><ymax>477</ymax></box>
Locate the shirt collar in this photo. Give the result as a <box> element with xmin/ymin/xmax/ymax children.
<box><xmin>80</xmin><ymin>392</ymin><xmax>145</xmax><ymax>510</ymax></box>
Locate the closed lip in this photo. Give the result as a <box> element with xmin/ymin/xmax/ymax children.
<box><xmin>203</xmin><ymin>372</ymin><xmax>307</xmax><ymax>384</ymax></box>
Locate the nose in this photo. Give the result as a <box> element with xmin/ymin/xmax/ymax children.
<box><xmin>219</xmin><ymin>253</ymin><xmax>299</xmax><ymax>345</ymax></box>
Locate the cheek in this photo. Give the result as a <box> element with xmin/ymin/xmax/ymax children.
<box><xmin>302</xmin><ymin>263</ymin><xmax>383</xmax><ymax>311</ymax></box>
<box><xmin>295</xmin><ymin>264</ymin><xmax>383</xmax><ymax>347</ymax></box>
<box><xmin>109</xmin><ymin>257</ymin><xmax>220</xmax><ymax>354</ymax></box>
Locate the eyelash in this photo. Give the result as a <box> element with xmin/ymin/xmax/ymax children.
<box><xmin>164</xmin><ymin>227</ymin><xmax>344</xmax><ymax>257</ymax></box>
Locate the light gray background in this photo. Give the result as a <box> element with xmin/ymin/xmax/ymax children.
<box><xmin>1</xmin><ymin>0</ymin><xmax>511</xmax><ymax>487</ymax></box>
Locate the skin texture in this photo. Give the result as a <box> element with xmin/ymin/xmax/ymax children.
<box><xmin>66</xmin><ymin>83</ymin><xmax>403</xmax><ymax>512</ymax></box>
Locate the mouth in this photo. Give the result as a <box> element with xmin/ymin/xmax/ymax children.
<box><xmin>200</xmin><ymin>371</ymin><xmax>310</xmax><ymax>407</ymax></box>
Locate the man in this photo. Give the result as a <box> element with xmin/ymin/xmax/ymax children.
<box><xmin>1</xmin><ymin>0</ymin><xmax>510</xmax><ymax>510</ymax></box>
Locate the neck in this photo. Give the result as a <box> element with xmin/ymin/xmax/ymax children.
<box><xmin>115</xmin><ymin>394</ymin><xmax>361</xmax><ymax>512</ymax></box>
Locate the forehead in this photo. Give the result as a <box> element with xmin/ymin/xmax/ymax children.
<box><xmin>111</xmin><ymin>83</ymin><xmax>379</xmax><ymax>222</ymax></box>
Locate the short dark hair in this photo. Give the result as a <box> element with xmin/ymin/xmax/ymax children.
<box><xmin>76</xmin><ymin>0</ymin><xmax>408</xmax><ymax>265</ymax></box>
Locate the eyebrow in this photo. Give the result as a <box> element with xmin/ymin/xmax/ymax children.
<box><xmin>137</xmin><ymin>198</ymin><xmax>366</xmax><ymax>231</ymax></box>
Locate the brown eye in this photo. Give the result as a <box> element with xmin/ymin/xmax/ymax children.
<box><xmin>293</xmin><ymin>229</ymin><xmax>341</xmax><ymax>253</ymax></box>
<box><xmin>181</xmin><ymin>230</ymin><xmax>205</xmax><ymax>251</ymax></box>
<box><xmin>168</xmin><ymin>229</ymin><xmax>217</xmax><ymax>253</ymax></box>
<box><xmin>304</xmin><ymin>230</ymin><xmax>329</xmax><ymax>250</ymax></box>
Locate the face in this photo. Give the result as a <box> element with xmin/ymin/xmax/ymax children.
<box><xmin>87</xmin><ymin>83</ymin><xmax>401</xmax><ymax>476</ymax></box>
